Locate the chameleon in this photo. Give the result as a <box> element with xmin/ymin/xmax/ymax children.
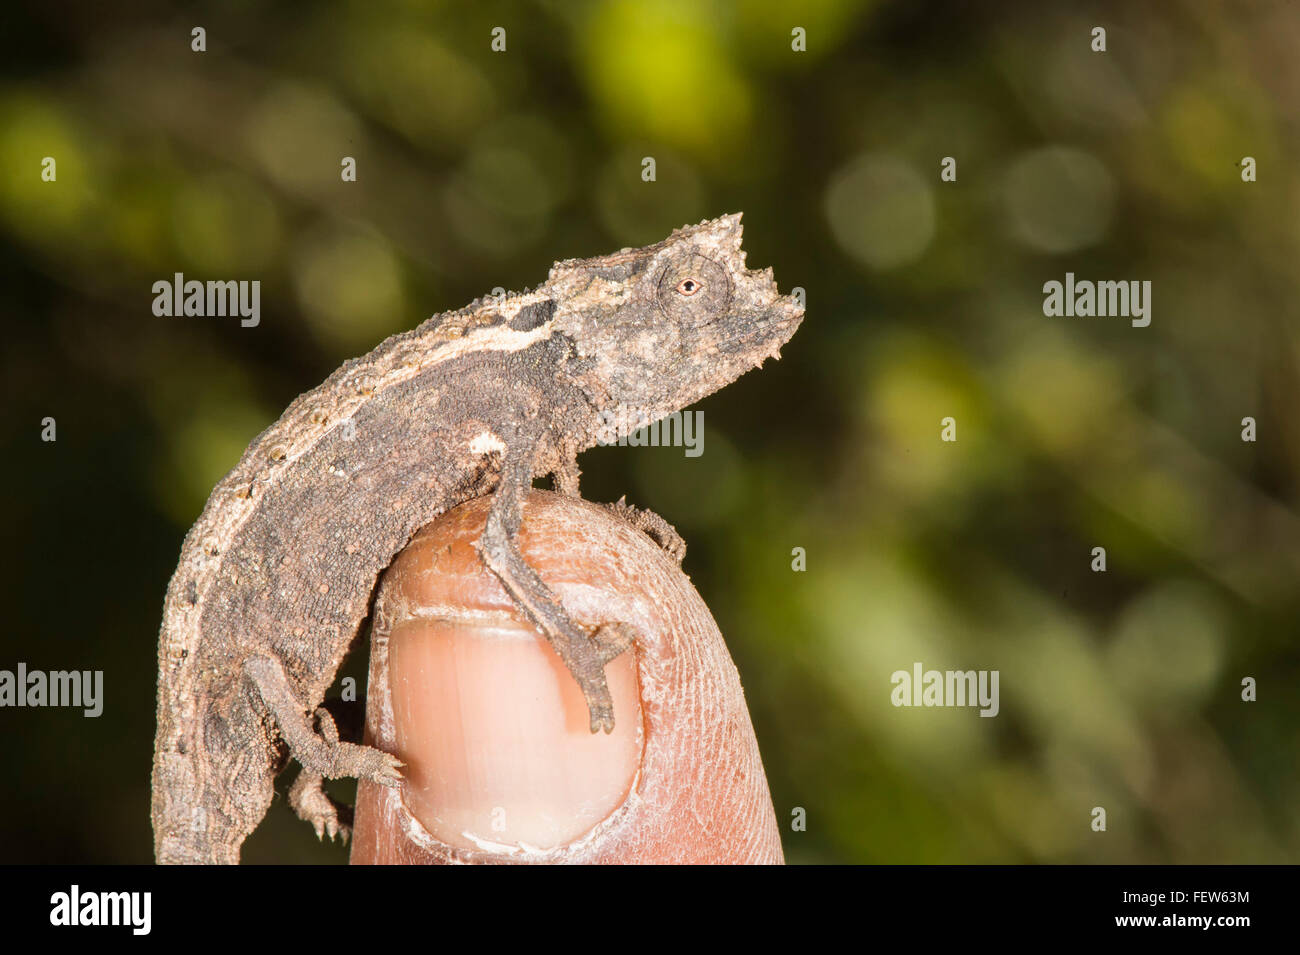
<box><xmin>151</xmin><ymin>213</ymin><xmax>804</xmax><ymax>864</ymax></box>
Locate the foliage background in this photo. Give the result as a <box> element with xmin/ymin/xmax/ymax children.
<box><xmin>1</xmin><ymin>0</ymin><xmax>1297</xmax><ymax>863</ymax></box>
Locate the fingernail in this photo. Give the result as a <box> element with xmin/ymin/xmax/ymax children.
<box><xmin>365</xmin><ymin>496</ymin><xmax>643</xmax><ymax>855</ymax></box>
<box><xmin>352</xmin><ymin>490</ymin><xmax>784</xmax><ymax>865</ymax></box>
<box><xmin>387</xmin><ymin>611</ymin><xmax>641</xmax><ymax>851</ymax></box>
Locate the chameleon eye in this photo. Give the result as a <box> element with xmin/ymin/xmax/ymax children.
<box><xmin>656</xmin><ymin>253</ymin><xmax>731</xmax><ymax>323</ymax></box>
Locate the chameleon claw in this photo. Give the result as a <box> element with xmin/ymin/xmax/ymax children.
<box><xmin>372</xmin><ymin>755</ymin><xmax>405</xmax><ymax>787</ymax></box>
<box><xmin>344</xmin><ymin>744</ymin><xmax>404</xmax><ymax>786</ymax></box>
<box><xmin>586</xmin><ymin>696</ymin><xmax>616</xmax><ymax>735</ymax></box>
<box><xmin>323</xmin><ymin>814</ymin><xmax>350</xmax><ymax>844</ymax></box>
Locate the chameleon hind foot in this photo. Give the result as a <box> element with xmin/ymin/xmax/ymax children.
<box><xmin>289</xmin><ymin>772</ymin><xmax>351</xmax><ymax>843</ymax></box>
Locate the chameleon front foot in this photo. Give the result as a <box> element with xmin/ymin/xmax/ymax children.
<box><xmin>478</xmin><ymin>443</ymin><xmax>645</xmax><ymax>735</ymax></box>
<box><xmin>567</xmin><ymin>622</ymin><xmax>639</xmax><ymax>733</ymax></box>
<box><xmin>476</xmin><ymin>542</ymin><xmax>641</xmax><ymax>734</ymax></box>
<box><xmin>578</xmin><ymin>680</ymin><xmax>617</xmax><ymax>734</ymax></box>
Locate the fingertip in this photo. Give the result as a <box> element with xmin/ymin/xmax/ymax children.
<box><xmin>351</xmin><ymin>491</ymin><xmax>784</xmax><ymax>865</ymax></box>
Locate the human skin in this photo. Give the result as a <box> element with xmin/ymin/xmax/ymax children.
<box><xmin>350</xmin><ymin>490</ymin><xmax>784</xmax><ymax>864</ymax></box>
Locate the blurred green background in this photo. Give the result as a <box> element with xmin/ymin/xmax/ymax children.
<box><xmin>2</xmin><ymin>0</ymin><xmax>1298</xmax><ymax>863</ymax></box>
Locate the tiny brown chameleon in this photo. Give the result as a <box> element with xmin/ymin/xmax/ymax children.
<box><xmin>151</xmin><ymin>213</ymin><xmax>804</xmax><ymax>863</ymax></box>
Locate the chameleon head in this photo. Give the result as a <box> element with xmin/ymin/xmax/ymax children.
<box><xmin>547</xmin><ymin>212</ymin><xmax>805</xmax><ymax>432</ymax></box>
